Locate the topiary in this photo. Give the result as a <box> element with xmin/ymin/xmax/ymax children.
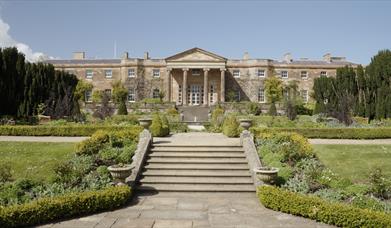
<box><xmin>222</xmin><ymin>115</ymin><xmax>239</xmax><ymax>137</ymax></box>
<box><xmin>150</xmin><ymin>113</ymin><xmax>169</xmax><ymax>137</ymax></box>
<box><xmin>210</xmin><ymin>106</ymin><xmax>225</xmax><ymax>132</ymax></box>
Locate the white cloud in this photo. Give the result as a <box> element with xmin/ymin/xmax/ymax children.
<box><xmin>0</xmin><ymin>18</ymin><xmax>53</xmax><ymax>62</ymax></box>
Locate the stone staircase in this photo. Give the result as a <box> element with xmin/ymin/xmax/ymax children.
<box><xmin>137</xmin><ymin>143</ymin><xmax>255</xmax><ymax>192</ymax></box>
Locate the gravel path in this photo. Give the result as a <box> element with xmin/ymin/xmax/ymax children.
<box><xmin>0</xmin><ymin>136</ymin><xmax>88</xmax><ymax>142</ymax></box>
<box><xmin>1</xmin><ymin>135</ymin><xmax>391</xmax><ymax>145</ymax></box>
<box><xmin>309</xmin><ymin>139</ymin><xmax>391</xmax><ymax>145</ymax></box>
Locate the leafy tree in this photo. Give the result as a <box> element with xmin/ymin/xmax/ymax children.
<box><xmin>93</xmin><ymin>93</ymin><xmax>113</xmax><ymax>120</ymax></box>
<box><xmin>284</xmin><ymin>80</ymin><xmax>300</xmax><ymax>120</ymax></box>
<box><xmin>112</xmin><ymin>81</ymin><xmax>128</xmax><ymax>115</ymax></box>
<box><xmin>264</xmin><ymin>75</ymin><xmax>283</xmax><ymax>116</ymax></box>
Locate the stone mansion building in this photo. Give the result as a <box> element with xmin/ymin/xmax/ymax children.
<box><xmin>46</xmin><ymin>47</ymin><xmax>356</xmax><ymax>106</ymax></box>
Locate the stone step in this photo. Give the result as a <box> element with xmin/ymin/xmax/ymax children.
<box><xmin>138</xmin><ymin>183</ymin><xmax>256</xmax><ymax>192</ymax></box>
<box><xmin>140</xmin><ymin>176</ymin><xmax>253</xmax><ymax>184</ymax></box>
<box><xmin>147</xmin><ymin>157</ymin><xmax>247</xmax><ymax>164</ymax></box>
<box><xmin>142</xmin><ymin>169</ymin><xmax>252</xmax><ymax>177</ymax></box>
<box><xmin>149</xmin><ymin>152</ymin><xmax>246</xmax><ymax>158</ymax></box>
<box><xmin>151</xmin><ymin>147</ymin><xmax>244</xmax><ymax>152</ymax></box>
<box><xmin>144</xmin><ymin>163</ymin><xmax>249</xmax><ymax>170</ymax></box>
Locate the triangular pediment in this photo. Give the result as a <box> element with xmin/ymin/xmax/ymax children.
<box><xmin>166</xmin><ymin>47</ymin><xmax>227</xmax><ymax>62</ymax></box>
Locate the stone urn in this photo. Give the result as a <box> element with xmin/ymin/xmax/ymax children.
<box><xmin>239</xmin><ymin>119</ymin><xmax>252</xmax><ymax>130</ymax></box>
<box><xmin>108</xmin><ymin>164</ymin><xmax>134</xmax><ymax>183</ymax></box>
<box><xmin>138</xmin><ymin>118</ymin><xmax>152</xmax><ymax>130</ymax></box>
<box><xmin>254</xmin><ymin>167</ymin><xmax>279</xmax><ymax>184</ymax></box>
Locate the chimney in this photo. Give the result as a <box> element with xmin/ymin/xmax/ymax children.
<box><xmin>323</xmin><ymin>53</ymin><xmax>331</xmax><ymax>62</ymax></box>
<box><xmin>243</xmin><ymin>52</ymin><xmax>250</xmax><ymax>60</ymax></box>
<box><xmin>144</xmin><ymin>52</ymin><xmax>149</xmax><ymax>60</ymax></box>
<box><xmin>73</xmin><ymin>52</ymin><xmax>85</xmax><ymax>60</ymax></box>
<box><xmin>122</xmin><ymin>52</ymin><xmax>129</xmax><ymax>59</ymax></box>
<box><xmin>283</xmin><ymin>53</ymin><xmax>292</xmax><ymax>63</ymax></box>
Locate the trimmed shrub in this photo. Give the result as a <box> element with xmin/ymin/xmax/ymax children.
<box><xmin>252</xmin><ymin>127</ymin><xmax>391</xmax><ymax>139</ymax></box>
<box><xmin>0</xmin><ymin>125</ymin><xmax>142</xmax><ymax>136</ymax></box>
<box><xmin>210</xmin><ymin>106</ymin><xmax>225</xmax><ymax>132</ymax></box>
<box><xmin>222</xmin><ymin>115</ymin><xmax>240</xmax><ymax>137</ymax></box>
<box><xmin>257</xmin><ymin>185</ymin><xmax>391</xmax><ymax>227</ymax></box>
<box><xmin>150</xmin><ymin>114</ymin><xmax>169</xmax><ymax>137</ymax></box>
<box><xmin>0</xmin><ymin>186</ymin><xmax>131</xmax><ymax>228</ymax></box>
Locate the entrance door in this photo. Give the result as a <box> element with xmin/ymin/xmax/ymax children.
<box><xmin>189</xmin><ymin>85</ymin><xmax>202</xmax><ymax>105</ymax></box>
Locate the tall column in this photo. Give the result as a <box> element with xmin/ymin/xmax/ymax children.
<box><xmin>220</xmin><ymin>68</ymin><xmax>226</xmax><ymax>102</ymax></box>
<box><xmin>203</xmin><ymin>68</ymin><xmax>209</xmax><ymax>106</ymax></box>
<box><xmin>166</xmin><ymin>69</ymin><xmax>172</xmax><ymax>102</ymax></box>
<box><xmin>182</xmin><ymin>68</ymin><xmax>188</xmax><ymax>105</ymax></box>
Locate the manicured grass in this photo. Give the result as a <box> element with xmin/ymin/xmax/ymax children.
<box><xmin>0</xmin><ymin>142</ymin><xmax>75</xmax><ymax>182</ymax></box>
<box><xmin>314</xmin><ymin>144</ymin><xmax>391</xmax><ymax>183</ymax></box>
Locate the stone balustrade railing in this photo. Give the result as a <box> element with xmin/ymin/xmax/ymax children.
<box><xmin>240</xmin><ymin>130</ymin><xmax>263</xmax><ymax>186</ymax></box>
<box><xmin>127</xmin><ymin>129</ymin><xmax>152</xmax><ymax>187</ymax></box>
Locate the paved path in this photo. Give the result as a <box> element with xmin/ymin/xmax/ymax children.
<box><xmin>309</xmin><ymin>138</ymin><xmax>391</xmax><ymax>145</ymax></box>
<box><xmin>0</xmin><ymin>136</ymin><xmax>88</xmax><ymax>142</ymax></box>
<box><xmin>154</xmin><ymin>132</ymin><xmax>240</xmax><ymax>146</ymax></box>
<box><xmin>1</xmin><ymin>134</ymin><xmax>391</xmax><ymax>145</ymax></box>
<box><xmin>39</xmin><ymin>192</ymin><xmax>331</xmax><ymax>228</ymax></box>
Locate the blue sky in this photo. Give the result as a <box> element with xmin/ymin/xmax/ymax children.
<box><xmin>0</xmin><ymin>0</ymin><xmax>390</xmax><ymax>64</ymax></box>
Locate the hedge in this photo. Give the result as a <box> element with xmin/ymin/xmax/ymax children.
<box><xmin>257</xmin><ymin>186</ymin><xmax>391</xmax><ymax>227</ymax></box>
<box><xmin>0</xmin><ymin>125</ymin><xmax>142</xmax><ymax>136</ymax></box>
<box><xmin>252</xmin><ymin>127</ymin><xmax>391</xmax><ymax>139</ymax></box>
<box><xmin>0</xmin><ymin>185</ymin><xmax>132</xmax><ymax>228</ymax></box>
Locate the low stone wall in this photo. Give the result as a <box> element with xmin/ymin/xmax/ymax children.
<box><xmin>84</xmin><ymin>102</ymin><xmax>176</xmax><ymax>113</ymax></box>
<box><xmin>213</xmin><ymin>102</ymin><xmax>285</xmax><ymax>114</ymax></box>
<box><xmin>127</xmin><ymin>129</ymin><xmax>152</xmax><ymax>187</ymax></box>
<box><xmin>240</xmin><ymin>130</ymin><xmax>263</xmax><ymax>186</ymax></box>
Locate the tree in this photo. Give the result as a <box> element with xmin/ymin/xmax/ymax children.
<box><xmin>264</xmin><ymin>75</ymin><xmax>283</xmax><ymax>116</ymax></box>
<box><xmin>0</xmin><ymin>47</ymin><xmax>79</xmax><ymax>119</ymax></box>
<box><xmin>93</xmin><ymin>93</ymin><xmax>113</xmax><ymax>120</ymax></box>
<box><xmin>112</xmin><ymin>81</ymin><xmax>128</xmax><ymax>115</ymax></box>
<box><xmin>284</xmin><ymin>80</ymin><xmax>300</xmax><ymax>120</ymax></box>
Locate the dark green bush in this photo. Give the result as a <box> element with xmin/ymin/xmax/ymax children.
<box><xmin>222</xmin><ymin>115</ymin><xmax>240</xmax><ymax>137</ymax></box>
<box><xmin>252</xmin><ymin>127</ymin><xmax>391</xmax><ymax>139</ymax></box>
<box><xmin>0</xmin><ymin>186</ymin><xmax>131</xmax><ymax>228</ymax></box>
<box><xmin>0</xmin><ymin>163</ymin><xmax>12</xmax><ymax>183</ymax></box>
<box><xmin>0</xmin><ymin>125</ymin><xmax>142</xmax><ymax>136</ymax></box>
<box><xmin>257</xmin><ymin>185</ymin><xmax>391</xmax><ymax>227</ymax></box>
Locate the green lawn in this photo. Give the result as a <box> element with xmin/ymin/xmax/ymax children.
<box><xmin>314</xmin><ymin>144</ymin><xmax>391</xmax><ymax>183</ymax></box>
<box><xmin>0</xmin><ymin>142</ymin><xmax>75</xmax><ymax>182</ymax></box>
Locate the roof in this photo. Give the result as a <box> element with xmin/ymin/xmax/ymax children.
<box><xmin>272</xmin><ymin>60</ymin><xmax>356</xmax><ymax>66</ymax></box>
<box><xmin>166</xmin><ymin>47</ymin><xmax>227</xmax><ymax>61</ymax></box>
<box><xmin>45</xmin><ymin>59</ymin><xmax>121</xmax><ymax>65</ymax></box>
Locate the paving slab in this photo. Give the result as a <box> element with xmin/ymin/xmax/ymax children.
<box><xmin>40</xmin><ymin>192</ymin><xmax>333</xmax><ymax>228</ymax></box>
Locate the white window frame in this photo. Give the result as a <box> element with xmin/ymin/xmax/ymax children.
<box><xmin>105</xmin><ymin>69</ymin><xmax>112</xmax><ymax>78</ymax></box>
<box><xmin>320</xmin><ymin>71</ymin><xmax>328</xmax><ymax>77</ymax></box>
<box><xmin>258</xmin><ymin>88</ymin><xmax>265</xmax><ymax>103</ymax></box>
<box><xmin>300</xmin><ymin>71</ymin><xmax>308</xmax><ymax>80</ymax></box>
<box><xmin>152</xmin><ymin>69</ymin><xmax>160</xmax><ymax>78</ymax></box>
<box><xmin>281</xmin><ymin>70</ymin><xmax>288</xmax><ymax>79</ymax></box>
<box><xmin>153</xmin><ymin>89</ymin><xmax>160</xmax><ymax>98</ymax></box>
<box><xmin>178</xmin><ymin>85</ymin><xmax>182</xmax><ymax>103</ymax></box>
<box><xmin>234</xmin><ymin>90</ymin><xmax>241</xmax><ymax>101</ymax></box>
<box><xmin>85</xmin><ymin>90</ymin><xmax>92</xmax><ymax>102</ymax></box>
<box><xmin>257</xmin><ymin>69</ymin><xmax>266</xmax><ymax>77</ymax></box>
<box><xmin>233</xmin><ymin>70</ymin><xmax>240</xmax><ymax>78</ymax></box>
<box><xmin>85</xmin><ymin>69</ymin><xmax>93</xmax><ymax>79</ymax></box>
<box><xmin>128</xmin><ymin>88</ymin><xmax>135</xmax><ymax>102</ymax></box>
<box><xmin>301</xmin><ymin>90</ymin><xmax>309</xmax><ymax>103</ymax></box>
<box><xmin>104</xmin><ymin>89</ymin><xmax>112</xmax><ymax>101</ymax></box>
<box><xmin>128</xmin><ymin>68</ymin><xmax>136</xmax><ymax>78</ymax></box>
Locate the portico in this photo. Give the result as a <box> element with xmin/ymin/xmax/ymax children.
<box><xmin>165</xmin><ymin>48</ymin><xmax>227</xmax><ymax>106</ymax></box>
